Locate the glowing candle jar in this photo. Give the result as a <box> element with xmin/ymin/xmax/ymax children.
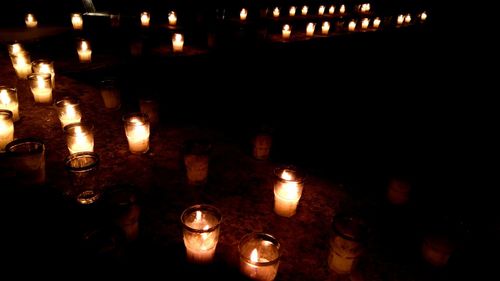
<box><xmin>373</xmin><ymin>17</ymin><xmax>381</xmax><ymax>29</ymax></box>
<box><xmin>240</xmin><ymin>8</ymin><xmax>248</xmax><ymax>21</ymax></box>
<box><xmin>340</xmin><ymin>5</ymin><xmax>346</xmax><ymax>14</ymax></box>
<box><xmin>8</xmin><ymin>43</ymin><xmax>24</xmax><ymax>66</ymax></box>
<box><xmin>361</xmin><ymin>18</ymin><xmax>370</xmax><ymax>29</ymax></box>
<box><xmin>32</xmin><ymin>59</ymin><xmax>55</xmax><ymax>88</ymax></box>
<box><xmin>123</xmin><ymin>113</ymin><xmax>150</xmax><ymax>154</ymax></box>
<box><xmin>77</xmin><ymin>40</ymin><xmax>92</xmax><ymax>63</ymax></box>
<box><xmin>420</xmin><ymin>12</ymin><xmax>427</xmax><ymax>21</ymax></box>
<box><xmin>181</xmin><ymin>204</ymin><xmax>222</xmax><ymax>264</ymax></box>
<box><xmin>0</xmin><ymin>87</ymin><xmax>19</xmax><ymax>122</ymax></box>
<box><xmin>328</xmin><ymin>214</ymin><xmax>365</xmax><ymax>274</ymax></box>
<box><xmin>397</xmin><ymin>15</ymin><xmax>404</xmax><ymax>25</ymax></box>
<box><xmin>140</xmin><ymin>12</ymin><xmax>150</xmax><ymax>27</ymax></box>
<box><xmin>282</xmin><ymin>24</ymin><xmax>291</xmax><ymax>40</ymax></box>
<box><xmin>306</xmin><ymin>23</ymin><xmax>316</xmax><ymax>37</ymax></box>
<box><xmin>0</xmin><ymin>110</ymin><xmax>14</xmax><ymax>151</ymax></box>
<box><xmin>329</xmin><ymin>5</ymin><xmax>335</xmax><ymax>15</ymax></box>
<box><xmin>348</xmin><ymin>20</ymin><xmax>357</xmax><ymax>31</ymax></box>
<box><xmin>321</xmin><ymin>21</ymin><xmax>330</xmax><ymax>35</ymax></box>
<box><xmin>404</xmin><ymin>14</ymin><xmax>412</xmax><ymax>24</ymax></box>
<box><xmin>239</xmin><ymin>232</ymin><xmax>281</xmax><ymax>281</ymax></box>
<box><xmin>65</xmin><ymin>123</ymin><xmax>94</xmax><ymax>154</ymax></box>
<box><xmin>13</xmin><ymin>52</ymin><xmax>32</xmax><ymax>79</ymax></box>
<box><xmin>318</xmin><ymin>5</ymin><xmax>325</xmax><ymax>16</ymax></box>
<box><xmin>301</xmin><ymin>6</ymin><xmax>308</xmax><ymax>16</ymax></box>
<box><xmin>172</xmin><ymin>33</ymin><xmax>184</xmax><ymax>53</ymax></box>
<box><xmin>56</xmin><ymin>97</ymin><xmax>82</xmax><ymax>129</ymax></box>
<box><xmin>273</xmin><ymin>7</ymin><xmax>280</xmax><ymax>18</ymax></box>
<box><xmin>168</xmin><ymin>11</ymin><xmax>177</xmax><ymax>25</ymax></box>
<box><xmin>289</xmin><ymin>6</ymin><xmax>296</xmax><ymax>16</ymax></box>
<box><xmin>25</xmin><ymin>13</ymin><xmax>38</xmax><ymax>28</ymax></box>
<box><xmin>273</xmin><ymin>166</ymin><xmax>305</xmax><ymax>217</ymax></box>
<box><xmin>71</xmin><ymin>13</ymin><xmax>83</xmax><ymax>30</ymax></box>
<box><xmin>28</xmin><ymin>73</ymin><xmax>53</xmax><ymax>104</ymax></box>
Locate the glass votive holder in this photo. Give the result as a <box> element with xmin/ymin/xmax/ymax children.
<box><xmin>71</xmin><ymin>13</ymin><xmax>83</xmax><ymax>30</ymax></box>
<box><xmin>168</xmin><ymin>11</ymin><xmax>177</xmax><ymax>26</ymax></box>
<box><xmin>239</xmin><ymin>232</ymin><xmax>281</xmax><ymax>281</ymax></box>
<box><xmin>140</xmin><ymin>12</ymin><xmax>150</xmax><ymax>27</ymax></box>
<box><xmin>181</xmin><ymin>204</ymin><xmax>222</xmax><ymax>264</ymax></box>
<box><xmin>139</xmin><ymin>98</ymin><xmax>159</xmax><ymax>129</ymax></box>
<box><xmin>77</xmin><ymin>39</ymin><xmax>92</xmax><ymax>63</ymax></box>
<box><xmin>183</xmin><ymin>140</ymin><xmax>211</xmax><ymax>185</ymax></box>
<box><xmin>252</xmin><ymin>133</ymin><xmax>272</xmax><ymax>160</ymax></box>
<box><xmin>8</xmin><ymin>43</ymin><xmax>24</xmax><ymax>58</ymax></box>
<box><xmin>103</xmin><ymin>185</ymin><xmax>141</xmax><ymax>241</ymax></box>
<box><xmin>0</xmin><ymin>110</ymin><xmax>14</xmax><ymax>151</ymax></box>
<box><xmin>123</xmin><ymin>113</ymin><xmax>150</xmax><ymax>154</ymax></box>
<box><xmin>32</xmin><ymin>59</ymin><xmax>55</xmax><ymax>88</ymax></box>
<box><xmin>0</xmin><ymin>86</ymin><xmax>20</xmax><ymax>122</ymax></box>
<box><xmin>25</xmin><ymin>13</ymin><xmax>38</xmax><ymax>28</ymax></box>
<box><xmin>55</xmin><ymin>97</ymin><xmax>82</xmax><ymax>129</ymax></box>
<box><xmin>28</xmin><ymin>73</ymin><xmax>53</xmax><ymax>104</ymax></box>
<box><xmin>65</xmin><ymin>122</ymin><xmax>94</xmax><ymax>154</ymax></box>
<box><xmin>5</xmin><ymin>138</ymin><xmax>45</xmax><ymax>185</ymax></box>
<box><xmin>328</xmin><ymin>214</ymin><xmax>366</xmax><ymax>274</ymax></box>
<box><xmin>65</xmin><ymin>152</ymin><xmax>100</xmax><ymax>205</ymax></box>
<box><xmin>387</xmin><ymin>178</ymin><xmax>411</xmax><ymax>205</ymax></box>
<box><xmin>12</xmin><ymin>51</ymin><xmax>32</xmax><ymax>79</ymax></box>
<box><xmin>273</xmin><ymin>166</ymin><xmax>305</xmax><ymax>217</ymax></box>
<box><xmin>99</xmin><ymin>80</ymin><xmax>121</xmax><ymax>110</ymax></box>
<box><xmin>172</xmin><ymin>33</ymin><xmax>184</xmax><ymax>53</ymax></box>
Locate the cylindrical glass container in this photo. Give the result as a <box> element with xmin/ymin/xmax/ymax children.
<box><xmin>239</xmin><ymin>232</ymin><xmax>281</xmax><ymax>281</ymax></box>
<box><xmin>32</xmin><ymin>59</ymin><xmax>55</xmax><ymax>88</ymax></box>
<box><xmin>65</xmin><ymin>151</ymin><xmax>100</xmax><ymax>205</ymax></box>
<box><xmin>28</xmin><ymin>73</ymin><xmax>53</xmax><ymax>104</ymax></box>
<box><xmin>65</xmin><ymin>122</ymin><xmax>94</xmax><ymax>154</ymax></box>
<box><xmin>0</xmin><ymin>110</ymin><xmax>14</xmax><ymax>151</ymax></box>
<box><xmin>328</xmin><ymin>214</ymin><xmax>366</xmax><ymax>274</ymax></box>
<box><xmin>5</xmin><ymin>138</ymin><xmax>45</xmax><ymax>185</ymax></box>
<box><xmin>0</xmin><ymin>86</ymin><xmax>20</xmax><ymax>122</ymax></box>
<box><xmin>123</xmin><ymin>113</ymin><xmax>150</xmax><ymax>154</ymax></box>
<box><xmin>55</xmin><ymin>97</ymin><xmax>82</xmax><ymax>129</ymax></box>
<box><xmin>273</xmin><ymin>166</ymin><xmax>305</xmax><ymax>217</ymax></box>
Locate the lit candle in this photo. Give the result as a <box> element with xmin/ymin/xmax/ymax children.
<box><xmin>168</xmin><ymin>11</ymin><xmax>177</xmax><ymax>25</ymax></box>
<box><xmin>329</xmin><ymin>5</ymin><xmax>335</xmax><ymax>15</ymax></box>
<box><xmin>340</xmin><ymin>4</ymin><xmax>346</xmax><ymax>14</ymax></box>
<box><xmin>318</xmin><ymin>5</ymin><xmax>325</xmax><ymax>15</ymax></box>
<box><xmin>8</xmin><ymin>43</ymin><xmax>23</xmax><ymax>57</ymax></box>
<box><xmin>13</xmin><ymin>53</ymin><xmax>32</xmax><ymax>79</ymax></box>
<box><xmin>240</xmin><ymin>8</ymin><xmax>248</xmax><ymax>21</ymax></box>
<box><xmin>301</xmin><ymin>6</ymin><xmax>308</xmax><ymax>16</ymax></box>
<box><xmin>25</xmin><ymin>13</ymin><xmax>38</xmax><ymax>28</ymax></box>
<box><xmin>77</xmin><ymin>40</ymin><xmax>92</xmax><ymax>63</ymax></box>
<box><xmin>172</xmin><ymin>33</ymin><xmax>184</xmax><ymax>53</ymax></box>
<box><xmin>321</xmin><ymin>21</ymin><xmax>330</xmax><ymax>35</ymax></box>
<box><xmin>28</xmin><ymin>73</ymin><xmax>53</xmax><ymax>104</ymax></box>
<box><xmin>181</xmin><ymin>205</ymin><xmax>221</xmax><ymax>264</ymax></box>
<box><xmin>361</xmin><ymin>3</ymin><xmax>371</xmax><ymax>13</ymax></box>
<box><xmin>273</xmin><ymin>7</ymin><xmax>280</xmax><ymax>18</ymax></box>
<box><xmin>282</xmin><ymin>24</ymin><xmax>291</xmax><ymax>40</ymax></box>
<box><xmin>397</xmin><ymin>14</ymin><xmax>404</xmax><ymax>25</ymax></box>
<box><xmin>420</xmin><ymin>12</ymin><xmax>427</xmax><ymax>21</ymax></box>
<box><xmin>140</xmin><ymin>12</ymin><xmax>150</xmax><ymax>27</ymax></box>
<box><xmin>56</xmin><ymin>97</ymin><xmax>82</xmax><ymax>128</ymax></box>
<box><xmin>71</xmin><ymin>13</ymin><xmax>83</xmax><ymax>29</ymax></box>
<box><xmin>0</xmin><ymin>110</ymin><xmax>14</xmax><ymax>151</ymax></box>
<box><xmin>373</xmin><ymin>17</ymin><xmax>381</xmax><ymax>29</ymax></box>
<box><xmin>361</xmin><ymin>18</ymin><xmax>370</xmax><ymax>29</ymax></box>
<box><xmin>289</xmin><ymin>6</ymin><xmax>296</xmax><ymax>16</ymax></box>
<box><xmin>306</xmin><ymin>22</ymin><xmax>316</xmax><ymax>37</ymax></box>
<box><xmin>273</xmin><ymin>167</ymin><xmax>305</xmax><ymax>217</ymax></box>
<box><xmin>239</xmin><ymin>232</ymin><xmax>281</xmax><ymax>281</ymax></box>
<box><xmin>65</xmin><ymin>123</ymin><xmax>94</xmax><ymax>154</ymax></box>
<box><xmin>0</xmin><ymin>87</ymin><xmax>20</xmax><ymax>122</ymax></box>
<box><xmin>123</xmin><ymin>113</ymin><xmax>150</xmax><ymax>154</ymax></box>
<box><xmin>404</xmin><ymin>14</ymin><xmax>412</xmax><ymax>24</ymax></box>
<box><xmin>348</xmin><ymin>20</ymin><xmax>356</xmax><ymax>31</ymax></box>
<box><xmin>32</xmin><ymin>60</ymin><xmax>55</xmax><ymax>88</ymax></box>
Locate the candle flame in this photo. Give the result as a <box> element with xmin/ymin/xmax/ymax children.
<box><xmin>168</xmin><ymin>11</ymin><xmax>177</xmax><ymax>25</ymax></box>
<box><xmin>27</xmin><ymin>14</ymin><xmax>34</xmax><ymax>22</ymax></box>
<box><xmin>340</xmin><ymin>5</ymin><xmax>346</xmax><ymax>14</ymax></box>
<box><xmin>11</xmin><ymin>44</ymin><xmax>22</xmax><ymax>55</ymax></box>
<box><xmin>301</xmin><ymin>6</ymin><xmax>308</xmax><ymax>15</ymax></box>
<box><xmin>281</xmin><ymin>170</ymin><xmax>293</xmax><ymax>180</ymax></box>
<box><xmin>318</xmin><ymin>5</ymin><xmax>325</xmax><ymax>15</ymax></box>
<box><xmin>39</xmin><ymin>64</ymin><xmax>51</xmax><ymax>74</ymax></box>
<box><xmin>397</xmin><ymin>15</ymin><xmax>404</xmax><ymax>25</ymax></box>
<box><xmin>250</xmin><ymin>249</ymin><xmax>259</xmax><ymax>263</ymax></box>
<box><xmin>421</xmin><ymin>12</ymin><xmax>427</xmax><ymax>21</ymax></box>
<box><xmin>74</xmin><ymin>125</ymin><xmax>83</xmax><ymax>135</ymax></box>
<box><xmin>81</xmin><ymin>41</ymin><xmax>88</xmax><ymax>51</ymax></box>
<box><xmin>195</xmin><ymin>210</ymin><xmax>202</xmax><ymax>222</ymax></box>
<box><xmin>404</xmin><ymin>14</ymin><xmax>411</xmax><ymax>23</ymax></box>
<box><xmin>0</xmin><ymin>90</ymin><xmax>11</xmax><ymax>104</ymax></box>
<box><xmin>283</xmin><ymin>24</ymin><xmax>290</xmax><ymax>32</ymax></box>
<box><xmin>373</xmin><ymin>17</ymin><xmax>381</xmax><ymax>28</ymax></box>
<box><xmin>174</xmin><ymin>33</ymin><xmax>183</xmax><ymax>42</ymax></box>
<box><xmin>273</xmin><ymin>7</ymin><xmax>280</xmax><ymax>17</ymax></box>
<box><xmin>289</xmin><ymin>6</ymin><xmax>296</xmax><ymax>16</ymax></box>
<box><xmin>240</xmin><ymin>8</ymin><xmax>247</xmax><ymax>20</ymax></box>
<box><xmin>65</xmin><ymin>104</ymin><xmax>77</xmax><ymax>118</ymax></box>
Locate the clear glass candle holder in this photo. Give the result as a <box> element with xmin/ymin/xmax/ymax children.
<box><xmin>65</xmin><ymin>152</ymin><xmax>100</xmax><ymax>205</ymax></box>
<box><xmin>239</xmin><ymin>232</ymin><xmax>281</xmax><ymax>281</ymax></box>
<box><xmin>328</xmin><ymin>214</ymin><xmax>366</xmax><ymax>274</ymax></box>
<box><xmin>103</xmin><ymin>185</ymin><xmax>141</xmax><ymax>241</ymax></box>
<box><xmin>65</xmin><ymin>122</ymin><xmax>94</xmax><ymax>154</ymax></box>
<box><xmin>55</xmin><ymin>97</ymin><xmax>82</xmax><ymax>129</ymax></box>
<box><xmin>77</xmin><ymin>40</ymin><xmax>92</xmax><ymax>63</ymax></box>
<box><xmin>28</xmin><ymin>73</ymin><xmax>53</xmax><ymax>104</ymax></box>
<box><xmin>0</xmin><ymin>110</ymin><xmax>14</xmax><ymax>151</ymax></box>
<box><xmin>123</xmin><ymin>113</ymin><xmax>150</xmax><ymax>154</ymax></box>
<box><xmin>139</xmin><ymin>98</ymin><xmax>159</xmax><ymax>128</ymax></box>
<box><xmin>25</xmin><ymin>13</ymin><xmax>38</xmax><ymax>28</ymax></box>
<box><xmin>32</xmin><ymin>59</ymin><xmax>55</xmax><ymax>88</ymax></box>
<box><xmin>183</xmin><ymin>140</ymin><xmax>211</xmax><ymax>185</ymax></box>
<box><xmin>181</xmin><ymin>204</ymin><xmax>222</xmax><ymax>264</ymax></box>
<box><xmin>0</xmin><ymin>86</ymin><xmax>20</xmax><ymax>122</ymax></box>
<box><xmin>273</xmin><ymin>166</ymin><xmax>305</xmax><ymax>217</ymax></box>
<box><xmin>5</xmin><ymin>138</ymin><xmax>45</xmax><ymax>185</ymax></box>
<box><xmin>71</xmin><ymin>13</ymin><xmax>83</xmax><ymax>30</ymax></box>
<box><xmin>99</xmin><ymin>79</ymin><xmax>121</xmax><ymax>110</ymax></box>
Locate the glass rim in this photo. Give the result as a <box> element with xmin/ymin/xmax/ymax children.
<box><xmin>5</xmin><ymin>137</ymin><xmax>45</xmax><ymax>155</ymax></box>
<box><xmin>31</xmin><ymin>59</ymin><xmax>54</xmax><ymax>66</ymax></box>
<box><xmin>55</xmin><ymin>96</ymin><xmax>80</xmax><ymax>107</ymax></box>
<box><xmin>65</xmin><ymin>151</ymin><xmax>100</xmax><ymax>172</ymax></box>
<box><xmin>122</xmin><ymin>112</ymin><xmax>149</xmax><ymax>124</ymax></box>
<box><xmin>64</xmin><ymin>122</ymin><xmax>94</xmax><ymax>133</ymax></box>
<box><xmin>0</xmin><ymin>109</ymin><xmax>13</xmax><ymax>119</ymax></box>
<box><xmin>332</xmin><ymin>213</ymin><xmax>367</xmax><ymax>242</ymax></box>
<box><xmin>238</xmin><ymin>232</ymin><xmax>281</xmax><ymax>265</ymax></box>
<box><xmin>0</xmin><ymin>86</ymin><xmax>17</xmax><ymax>93</ymax></box>
<box><xmin>180</xmin><ymin>204</ymin><xmax>222</xmax><ymax>233</ymax></box>
<box><xmin>274</xmin><ymin>165</ymin><xmax>306</xmax><ymax>182</ymax></box>
<box><xmin>28</xmin><ymin>72</ymin><xmax>51</xmax><ymax>80</ymax></box>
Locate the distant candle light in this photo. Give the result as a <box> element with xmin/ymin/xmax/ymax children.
<box><xmin>289</xmin><ymin>6</ymin><xmax>296</xmax><ymax>16</ymax></box>
<box><xmin>306</xmin><ymin>22</ymin><xmax>316</xmax><ymax>37</ymax></box>
<box><xmin>318</xmin><ymin>5</ymin><xmax>325</xmax><ymax>16</ymax></box>
<box><xmin>340</xmin><ymin>5</ymin><xmax>346</xmax><ymax>14</ymax></box>
<box><xmin>168</xmin><ymin>11</ymin><xmax>177</xmax><ymax>25</ymax></box>
<box><xmin>329</xmin><ymin>5</ymin><xmax>335</xmax><ymax>15</ymax></box>
<box><xmin>373</xmin><ymin>17</ymin><xmax>381</xmax><ymax>28</ymax></box>
<box><xmin>71</xmin><ymin>13</ymin><xmax>83</xmax><ymax>30</ymax></box>
<box><xmin>397</xmin><ymin>14</ymin><xmax>404</xmax><ymax>25</ymax></box>
<box><xmin>404</xmin><ymin>14</ymin><xmax>411</xmax><ymax>24</ymax></box>
<box><xmin>420</xmin><ymin>12</ymin><xmax>427</xmax><ymax>21</ymax></box>
<box><xmin>172</xmin><ymin>33</ymin><xmax>184</xmax><ymax>53</ymax></box>
<box><xmin>240</xmin><ymin>8</ymin><xmax>248</xmax><ymax>21</ymax></box>
<box><xmin>273</xmin><ymin>7</ymin><xmax>280</xmax><ymax>17</ymax></box>
<box><xmin>348</xmin><ymin>20</ymin><xmax>356</xmax><ymax>31</ymax></box>
<box><xmin>322</xmin><ymin>22</ymin><xmax>330</xmax><ymax>35</ymax></box>
<box><xmin>140</xmin><ymin>12</ymin><xmax>150</xmax><ymax>27</ymax></box>
<box><xmin>25</xmin><ymin>13</ymin><xmax>38</xmax><ymax>28</ymax></box>
<box><xmin>301</xmin><ymin>6</ymin><xmax>308</xmax><ymax>16</ymax></box>
<box><xmin>282</xmin><ymin>24</ymin><xmax>291</xmax><ymax>40</ymax></box>
<box><xmin>361</xmin><ymin>18</ymin><xmax>369</xmax><ymax>29</ymax></box>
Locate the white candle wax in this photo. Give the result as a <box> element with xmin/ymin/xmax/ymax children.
<box><xmin>274</xmin><ymin>169</ymin><xmax>303</xmax><ymax>217</ymax></box>
<box><xmin>241</xmin><ymin>250</ymin><xmax>277</xmax><ymax>281</ymax></box>
<box><xmin>329</xmin><ymin>5</ymin><xmax>335</xmax><ymax>15</ymax></box>
<box><xmin>273</xmin><ymin>8</ymin><xmax>280</xmax><ymax>18</ymax></box>
<box><xmin>322</xmin><ymin>22</ymin><xmax>330</xmax><ymax>35</ymax></box>
<box><xmin>25</xmin><ymin>14</ymin><xmax>38</xmax><ymax>28</ymax></box>
<box><xmin>58</xmin><ymin>101</ymin><xmax>82</xmax><ymax>128</ymax></box>
<box><xmin>168</xmin><ymin>11</ymin><xmax>177</xmax><ymax>25</ymax></box>
<box><xmin>71</xmin><ymin>13</ymin><xmax>83</xmax><ymax>29</ymax></box>
<box><xmin>140</xmin><ymin>12</ymin><xmax>150</xmax><ymax>27</ymax></box>
<box><xmin>182</xmin><ymin>209</ymin><xmax>221</xmax><ymax>264</ymax></box>
<box><xmin>13</xmin><ymin>55</ymin><xmax>32</xmax><ymax>79</ymax></box>
<box><xmin>240</xmin><ymin>8</ymin><xmax>248</xmax><ymax>21</ymax></box>
<box><xmin>67</xmin><ymin>125</ymin><xmax>94</xmax><ymax>154</ymax></box>
<box><xmin>124</xmin><ymin>117</ymin><xmax>150</xmax><ymax>154</ymax></box>
<box><xmin>318</xmin><ymin>5</ymin><xmax>325</xmax><ymax>16</ymax></box>
<box><xmin>0</xmin><ymin>114</ymin><xmax>14</xmax><ymax>151</ymax></box>
<box><xmin>78</xmin><ymin>41</ymin><xmax>92</xmax><ymax>63</ymax></box>
<box><xmin>301</xmin><ymin>6</ymin><xmax>308</xmax><ymax>16</ymax></box>
<box><xmin>172</xmin><ymin>33</ymin><xmax>184</xmax><ymax>53</ymax></box>
<box><xmin>289</xmin><ymin>6</ymin><xmax>296</xmax><ymax>16</ymax></box>
<box><xmin>306</xmin><ymin>23</ymin><xmax>315</xmax><ymax>37</ymax></box>
<box><xmin>31</xmin><ymin>76</ymin><xmax>53</xmax><ymax>104</ymax></box>
<box><xmin>0</xmin><ymin>89</ymin><xmax>19</xmax><ymax>122</ymax></box>
<box><xmin>348</xmin><ymin>21</ymin><xmax>356</xmax><ymax>31</ymax></box>
<box><xmin>282</xmin><ymin>24</ymin><xmax>291</xmax><ymax>40</ymax></box>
